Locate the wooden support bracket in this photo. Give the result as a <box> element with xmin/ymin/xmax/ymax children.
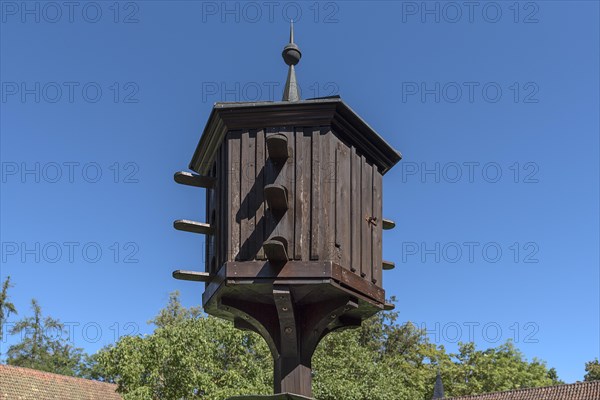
<box><xmin>273</xmin><ymin>286</ymin><xmax>297</xmax><ymax>357</ymax></box>
<box><xmin>174</xmin><ymin>171</ymin><xmax>215</xmax><ymax>188</ymax></box>
<box><xmin>266</xmin><ymin>133</ymin><xmax>289</xmax><ymax>161</ymax></box>
<box><xmin>265</xmin><ymin>184</ymin><xmax>289</xmax><ymax>212</ymax></box>
<box><xmin>173</xmin><ymin>219</ymin><xmax>214</xmax><ymax>235</ymax></box>
<box><xmin>264</xmin><ymin>237</ymin><xmax>289</xmax><ymax>262</ymax></box>
<box><xmin>172</xmin><ymin>270</ymin><xmax>212</xmax><ymax>282</ymax></box>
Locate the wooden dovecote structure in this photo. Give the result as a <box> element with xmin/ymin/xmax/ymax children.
<box><xmin>173</xmin><ymin>23</ymin><xmax>401</xmax><ymax>398</ymax></box>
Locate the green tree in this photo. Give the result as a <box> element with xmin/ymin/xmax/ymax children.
<box><xmin>148</xmin><ymin>291</ymin><xmax>203</xmax><ymax>328</ymax></box>
<box><xmin>312</xmin><ymin>306</ymin><xmax>439</xmax><ymax>400</ymax></box>
<box><xmin>95</xmin><ymin>294</ymin><xmax>562</xmax><ymax>400</ymax></box>
<box><xmin>0</xmin><ymin>276</ymin><xmax>17</xmax><ymax>341</ymax></box>
<box><xmin>584</xmin><ymin>359</ymin><xmax>600</xmax><ymax>381</ymax></box>
<box><xmin>98</xmin><ymin>292</ymin><xmax>272</xmax><ymax>400</ymax></box>
<box><xmin>441</xmin><ymin>341</ymin><xmax>562</xmax><ymax>397</ymax></box>
<box><xmin>7</xmin><ymin>299</ymin><xmax>87</xmax><ymax>377</ymax></box>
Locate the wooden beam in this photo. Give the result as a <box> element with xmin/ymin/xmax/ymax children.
<box><xmin>173</xmin><ymin>219</ymin><xmax>214</xmax><ymax>235</ymax></box>
<box><xmin>264</xmin><ymin>184</ymin><xmax>288</xmax><ymax>212</ymax></box>
<box><xmin>266</xmin><ymin>133</ymin><xmax>289</xmax><ymax>160</ymax></box>
<box><xmin>384</xmin><ymin>302</ymin><xmax>396</xmax><ymax>311</ymax></box>
<box><xmin>382</xmin><ymin>218</ymin><xmax>396</xmax><ymax>230</ymax></box>
<box><xmin>174</xmin><ymin>171</ymin><xmax>215</xmax><ymax>188</ymax></box>
<box><xmin>172</xmin><ymin>270</ymin><xmax>212</xmax><ymax>282</ymax></box>
<box><xmin>382</xmin><ymin>260</ymin><xmax>395</xmax><ymax>270</ymax></box>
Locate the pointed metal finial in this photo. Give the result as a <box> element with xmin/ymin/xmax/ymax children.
<box><xmin>282</xmin><ymin>20</ymin><xmax>301</xmax><ymax>102</ymax></box>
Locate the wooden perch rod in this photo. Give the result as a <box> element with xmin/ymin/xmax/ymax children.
<box><xmin>173</xmin><ymin>219</ymin><xmax>214</xmax><ymax>235</ymax></box>
<box><xmin>174</xmin><ymin>171</ymin><xmax>215</xmax><ymax>188</ymax></box>
<box><xmin>172</xmin><ymin>270</ymin><xmax>212</xmax><ymax>282</ymax></box>
<box><xmin>382</xmin><ymin>260</ymin><xmax>395</xmax><ymax>270</ymax></box>
<box><xmin>382</xmin><ymin>218</ymin><xmax>396</xmax><ymax>230</ymax></box>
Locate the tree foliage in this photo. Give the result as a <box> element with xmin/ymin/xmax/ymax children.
<box><xmin>97</xmin><ymin>292</ymin><xmax>272</xmax><ymax>400</ymax></box>
<box><xmin>584</xmin><ymin>359</ymin><xmax>600</xmax><ymax>381</ymax></box>
<box><xmin>6</xmin><ymin>299</ymin><xmax>87</xmax><ymax>377</ymax></box>
<box><xmin>95</xmin><ymin>293</ymin><xmax>562</xmax><ymax>400</ymax></box>
<box><xmin>0</xmin><ymin>276</ymin><xmax>17</xmax><ymax>341</ymax></box>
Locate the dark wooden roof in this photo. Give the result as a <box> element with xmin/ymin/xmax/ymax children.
<box><xmin>447</xmin><ymin>381</ymin><xmax>600</xmax><ymax>400</ymax></box>
<box><xmin>0</xmin><ymin>364</ymin><xmax>122</xmax><ymax>400</ymax></box>
<box><xmin>189</xmin><ymin>97</ymin><xmax>402</xmax><ymax>176</ymax></box>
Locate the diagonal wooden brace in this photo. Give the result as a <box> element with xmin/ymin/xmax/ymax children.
<box><xmin>273</xmin><ymin>286</ymin><xmax>297</xmax><ymax>357</ymax></box>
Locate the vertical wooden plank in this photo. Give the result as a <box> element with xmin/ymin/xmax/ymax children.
<box><xmin>297</xmin><ymin>128</ymin><xmax>311</xmax><ymax>261</ymax></box>
<box><xmin>350</xmin><ymin>148</ymin><xmax>360</xmax><ymax>273</ymax></box>
<box><xmin>220</xmin><ymin>144</ymin><xmax>227</xmax><ymax>266</ymax></box>
<box><xmin>335</xmin><ymin>145</ymin><xmax>340</xmax><ymax>250</ymax></box>
<box><xmin>338</xmin><ymin>143</ymin><xmax>351</xmax><ymax>268</ymax></box>
<box><xmin>239</xmin><ymin>130</ymin><xmax>255</xmax><ymax>261</ymax></box>
<box><xmin>361</xmin><ymin>156</ymin><xmax>372</xmax><ymax>281</ymax></box>
<box><xmin>282</xmin><ymin>127</ymin><xmax>294</xmax><ymax>257</ymax></box>
<box><xmin>293</xmin><ymin>128</ymin><xmax>302</xmax><ymax>260</ymax></box>
<box><xmin>239</xmin><ymin>130</ymin><xmax>249</xmax><ymax>260</ymax></box>
<box><xmin>333</xmin><ymin>141</ymin><xmax>342</xmax><ymax>264</ymax></box>
<box><xmin>212</xmin><ymin>150</ymin><xmax>220</xmax><ymax>274</ymax></box>
<box><xmin>321</xmin><ymin>128</ymin><xmax>335</xmax><ymax>261</ymax></box>
<box><xmin>372</xmin><ymin>168</ymin><xmax>383</xmax><ymax>284</ymax></box>
<box><xmin>248</xmin><ymin>130</ymin><xmax>257</xmax><ymax>259</ymax></box>
<box><xmin>216</xmin><ymin>145</ymin><xmax>221</xmax><ymax>268</ymax></box>
<box><xmin>228</xmin><ymin>130</ymin><xmax>242</xmax><ymax>261</ymax></box>
<box><xmin>310</xmin><ymin>128</ymin><xmax>320</xmax><ymax>260</ymax></box>
<box><xmin>329</xmin><ymin>130</ymin><xmax>336</xmax><ymax>262</ymax></box>
<box><xmin>205</xmin><ymin>166</ymin><xmax>211</xmax><ymax>272</ymax></box>
<box><xmin>205</xmin><ymin>159</ymin><xmax>215</xmax><ymax>273</ymax></box>
<box><xmin>255</xmin><ymin>129</ymin><xmax>265</xmax><ymax>260</ymax></box>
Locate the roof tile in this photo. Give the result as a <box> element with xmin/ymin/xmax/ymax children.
<box><xmin>0</xmin><ymin>364</ymin><xmax>122</xmax><ymax>400</ymax></box>
<box><xmin>448</xmin><ymin>380</ymin><xmax>600</xmax><ymax>400</ymax></box>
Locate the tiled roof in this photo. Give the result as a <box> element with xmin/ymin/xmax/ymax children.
<box><xmin>447</xmin><ymin>380</ymin><xmax>600</xmax><ymax>400</ymax></box>
<box><xmin>0</xmin><ymin>364</ymin><xmax>122</xmax><ymax>400</ymax></box>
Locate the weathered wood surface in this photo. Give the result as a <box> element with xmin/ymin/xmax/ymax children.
<box><xmin>228</xmin><ymin>130</ymin><xmax>242</xmax><ymax>261</ymax></box>
<box><xmin>372</xmin><ymin>168</ymin><xmax>383</xmax><ymax>284</ymax></box>
<box><xmin>256</xmin><ymin>129</ymin><xmax>266</xmax><ymax>260</ymax></box>
<box><xmin>310</xmin><ymin>128</ymin><xmax>320</xmax><ymax>260</ymax></box>
<box><xmin>361</xmin><ymin>155</ymin><xmax>372</xmax><ymax>281</ymax></box>
<box><xmin>203</xmin><ymin>126</ymin><xmax>387</xmax><ymax>290</ymax></box>
<box><xmin>215</xmin><ymin>261</ymin><xmax>386</xmax><ymax>304</ymax></box>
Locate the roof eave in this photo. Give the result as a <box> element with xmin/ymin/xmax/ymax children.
<box><xmin>189</xmin><ymin>98</ymin><xmax>401</xmax><ymax>175</ymax></box>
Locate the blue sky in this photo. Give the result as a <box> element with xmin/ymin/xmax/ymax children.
<box><xmin>0</xmin><ymin>0</ymin><xmax>598</xmax><ymax>384</ymax></box>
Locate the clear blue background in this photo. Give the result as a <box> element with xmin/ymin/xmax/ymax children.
<box><xmin>1</xmin><ymin>0</ymin><xmax>598</xmax><ymax>384</ymax></box>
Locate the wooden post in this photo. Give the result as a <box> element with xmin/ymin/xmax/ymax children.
<box><xmin>274</xmin><ymin>356</ymin><xmax>312</xmax><ymax>397</ymax></box>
